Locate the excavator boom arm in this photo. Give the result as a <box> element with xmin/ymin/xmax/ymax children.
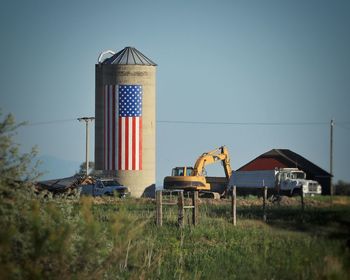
<box><xmin>193</xmin><ymin>146</ymin><xmax>232</xmax><ymax>179</ymax></box>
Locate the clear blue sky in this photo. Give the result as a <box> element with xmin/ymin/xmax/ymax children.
<box><xmin>1</xmin><ymin>0</ymin><xmax>349</xmax><ymax>184</ymax></box>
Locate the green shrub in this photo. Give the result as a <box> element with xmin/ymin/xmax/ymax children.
<box><xmin>0</xmin><ymin>191</ymin><xmax>161</xmax><ymax>279</ymax></box>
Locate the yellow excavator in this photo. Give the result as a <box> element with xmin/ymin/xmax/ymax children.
<box><xmin>163</xmin><ymin>146</ymin><xmax>232</xmax><ymax>198</ymax></box>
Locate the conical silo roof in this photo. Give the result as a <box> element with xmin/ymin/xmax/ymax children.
<box><xmin>102</xmin><ymin>47</ymin><xmax>157</xmax><ymax>66</ymax></box>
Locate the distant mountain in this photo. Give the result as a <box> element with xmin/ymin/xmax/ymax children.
<box><xmin>37</xmin><ymin>155</ymin><xmax>81</xmax><ymax>180</ymax></box>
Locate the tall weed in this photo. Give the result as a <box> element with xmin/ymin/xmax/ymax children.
<box><xmin>0</xmin><ymin>185</ymin><xmax>157</xmax><ymax>279</ymax></box>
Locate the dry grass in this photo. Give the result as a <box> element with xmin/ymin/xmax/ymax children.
<box><xmin>1</xmin><ymin>190</ymin><xmax>349</xmax><ymax>279</ymax></box>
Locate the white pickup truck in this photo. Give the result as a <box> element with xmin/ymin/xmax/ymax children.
<box><xmin>80</xmin><ymin>179</ymin><xmax>129</xmax><ymax>197</ymax></box>
<box><xmin>229</xmin><ymin>168</ymin><xmax>322</xmax><ymax>196</ymax></box>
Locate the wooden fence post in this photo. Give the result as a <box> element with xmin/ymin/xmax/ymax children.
<box><xmin>178</xmin><ymin>191</ymin><xmax>184</xmax><ymax>227</ymax></box>
<box><xmin>263</xmin><ymin>186</ymin><xmax>267</xmax><ymax>222</ymax></box>
<box><xmin>231</xmin><ymin>186</ymin><xmax>237</xmax><ymax>226</ymax></box>
<box><xmin>192</xmin><ymin>191</ymin><xmax>198</xmax><ymax>226</ymax></box>
<box><xmin>156</xmin><ymin>190</ymin><xmax>162</xmax><ymax>227</ymax></box>
<box><xmin>300</xmin><ymin>190</ymin><xmax>305</xmax><ymax>212</ymax></box>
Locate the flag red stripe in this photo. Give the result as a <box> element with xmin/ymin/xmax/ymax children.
<box><xmin>118</xmin><ymin>117</ymin><xmax>122</xmax><ymax>170</ymax></box>
<box><xmin>112</xmin><ymin>85</ymin><xmax>115</xmax><ymax>170</ymax></box>
<box><xmin>139</xmin><ymin>118</ymin><xmax>142</xmax><ymax>170</ymax></box>
<box><xmin>125</xmin><ymin>117</ymin><xmax>129</xmax><ymax>170</ymax></box>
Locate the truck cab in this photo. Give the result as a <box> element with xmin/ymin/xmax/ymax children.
<box><xmin>278</xmin><ymin>169</ymin><xmax>322</xmax><ymax>196</ymax></box>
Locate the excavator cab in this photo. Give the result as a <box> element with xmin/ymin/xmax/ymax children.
<box><xmin>171</xmin><ymin>167</ymin><xmax>194</xmax><ymax>176</ymax></box>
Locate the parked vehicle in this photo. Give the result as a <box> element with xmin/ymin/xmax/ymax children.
<box><xmin>80</xmin><ymin>179</ymin><xmax>129</xmax><ymax>197</ymax></box>
<box><xmin>229</xmin><ymin>168</ymin><xmax>322</xmax><ymax>196</ymax></box>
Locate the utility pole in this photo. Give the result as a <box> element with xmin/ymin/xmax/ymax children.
<box><xmin>330</xmin><ymin>119</ymin><xmax>334</xmax><ymax>196</ymax></box>
<box><xmin>78</xmin><ymin>117</ymin><xmax>95</xmax><ymax>176</ymax></box>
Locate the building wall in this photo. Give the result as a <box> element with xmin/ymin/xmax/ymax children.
<box><xmin>95</xmin><ymin>64</ymin><xmax>156</xmax><ymax>197</ymax></box>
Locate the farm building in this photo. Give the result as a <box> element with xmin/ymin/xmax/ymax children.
<box><xmin>238</xmin><ymin>149</ymin><xmax>332</xmax><ymax>195</ymax></box>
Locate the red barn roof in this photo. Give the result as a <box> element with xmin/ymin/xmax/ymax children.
<box><xmin>239</xmin><ymin>157</ymin><xmax>288</xmax><ymax>171</ymax></box>
<box><xmin>239</xmin><ymin>149</ymin><xmax>330</xmax><ymax>176</ymax></box>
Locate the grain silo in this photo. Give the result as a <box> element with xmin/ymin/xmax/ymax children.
<box><xmin>95</xmin><ymin>47</ymin><xmax>157</xmax><ymax>197</ymax></box>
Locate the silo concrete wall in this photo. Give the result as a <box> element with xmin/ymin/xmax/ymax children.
<box><xmin>95</xmin><ymin>64</ymin><xmax>156</xmax><ymax>197</ymax></box>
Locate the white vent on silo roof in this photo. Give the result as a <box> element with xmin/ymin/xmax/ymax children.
<box><xmin>98</xmin><ymin>50</ymin><xmax>116</xmax><ymax>64</ymax></box>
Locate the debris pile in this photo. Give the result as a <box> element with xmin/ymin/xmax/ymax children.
<box><xmin>36</xmin><ymin>175</ymin><xmax>93</xmax><ymax>194</ymax></box>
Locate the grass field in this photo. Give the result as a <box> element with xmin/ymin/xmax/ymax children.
<box><xmin>1</xmin><ymin>189</ymin><xmax>349</xmax><ymax>279</ymax></box>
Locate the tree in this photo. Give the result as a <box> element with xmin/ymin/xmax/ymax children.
<box><xmin>0</xmin><ymin>110</ymin><xmax>41</xmax><ymax>189</ymax></box>
<box><xmin>334</xmin><ymin>180</ymin><xmax>350</xmax><ymax>196</ymax></box>
<box><xmin>77</xmin><ymin>161</ymin><xmax>95</xmax><ymax>176</ymax></box>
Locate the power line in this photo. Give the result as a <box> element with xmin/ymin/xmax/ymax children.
<box><xmin>337</xmin><ymin>123</ymin><xmax>350</xmax><ymax>131</ymax></box>
<box><xmin>157</xmin><ymin>120</ymin><xmax>329</xmax><ymax>126</ymax></box>
<box><xmin>21</xmin><ymin>118</ymin><xmax>350</xmax><ymax>127</ymax></box>
<box><xmin>26</xmin><ymin>118</ymin><xmax>77</xmax><ymax>126</ymax></box>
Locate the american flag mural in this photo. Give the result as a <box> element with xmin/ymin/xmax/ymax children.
<box><xmin>104</xmin><ymin>84</ymin><xmax>143</xmax><ymax>171</ymax></box>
